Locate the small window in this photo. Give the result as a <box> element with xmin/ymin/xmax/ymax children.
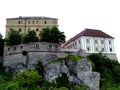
<box><xmin>49</xmin><ymin>45</ymin><xmax>52</xmax><ymax>48</ymax></box>
<box><xmin>8</xmin><ymin>48</ymin><xmax>10</xmax><ymax>51</ymax></box>
<box><xmin>19</xmin><ymin>28</ymin><xmax>21</xmax><ymax>32</ymax></box>
<box><xmin>86</xmin><ymin>39</ymin><xmax>89</xmax><ymax>43</ymax></box>
<box><xmin>79</xmin><ymin>40</ymin><xmax>81</xmax><ymax>44</ymax></box>
<box><xmin>52</xmin><ymin>20</ymin><xmax>55</xmax><ymax>24</ymax></box>
<box><xmin>55</xmin><ymin>45</ymin><xmax>58</xmax><ymax>48</ymax></box>
<box><xmin>44</xmin><ymin>21</ymin><xmax>47</xmax><ymax>24</ymax></box>
<box><xmin>20</xmin><ymin>46</ymin><xmax>23</xmax><ymax>49</ymax></box>
<box><xmin>28</xmin><ymin>20</ymin><xmax>30</xmax><ymax>24</ymax></box>
<box><xmin>87</xmin><ymin>47</ymin><xmax>90</xmax><ymax>51</ymax></box>
<box><xmin>101</xmin><ymin>40</ymin><xmax>104</xmax><ymax>44</ymax></box>
<box><xmin>73</xmin><ymin>43</ymin><xmax>74</xmax><ymax>47</ymax></box>
<box><xmin>28</xmin><ymin>28</ymin><xmax>30</xmax><ymax>31</ymax></box>
<box><xmin>95</xmin><ymin>40</ymin><xmax>98</xmax><ymax>44</ymax></box>
<box><xmin>102</xmin><ymin>48</ymin><xmax>104</xmax><ymax>51</ymax></box>
<box><xmin>96</xmin><ymin>47</ymin><xmax>98</xmax><ymax>51</ymax></box>
<box><xmin>14</xmin><ymin>47</ymin><xmax>16</xmax><ymax>50</ymax></box>
<box><xmin>110</xmin><ymin>48</ymin><xmax>112</xmax><ymax>52</ymax></box>
<box><xmin>32</xmin><ymin>20</ymin><xmax>35</xmax><ymax>24</ymax></box>
<box><xmin>18</xmin><ymin>20</ymin><xmax>21</xmax><ymax>24</ymax></box>
<box><xmin>36</xmin><ymin>20</ymin><xmax>39</xmax><ymax>24</ymax></box>
<box><xmin>36</xmin><ymin>28</ymin><xmax>39</xmax><ymax>31</ymax></box>
<box><xmin>109</xmin><ymin>41</ymin><xmax>111</xmax><ymax>45</ymax></box>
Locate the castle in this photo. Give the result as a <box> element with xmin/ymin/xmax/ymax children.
<box><xmin>3</xmin><ymin>16</ymin><xmax>117</xmax><ymax>67</ymax></box>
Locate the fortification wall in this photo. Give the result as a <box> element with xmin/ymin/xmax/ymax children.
<box><xmin>4</xmin><ymin>42</ymin><xmax>68</xmax><ymax>67</ymax></box>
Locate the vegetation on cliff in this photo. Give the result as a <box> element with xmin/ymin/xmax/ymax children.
<box><xmin>0</xmin><ymin>53</ymin><xmax>120</xmax><ymax>90</ymax></box>
<box><xmin>88</xmin><ymin>53</ymin><xmax>120</xmax><ymax>90</ymax></box>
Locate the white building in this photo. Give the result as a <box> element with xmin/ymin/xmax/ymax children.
<box><xmin>62</xmin><ymin>28</ymin><xmax>117</xmax><ymax>60</ymax></box>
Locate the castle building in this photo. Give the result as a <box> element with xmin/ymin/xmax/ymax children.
<box><xmin>6</xmin><ymin>16</ymin><xmax>58</xmax><ymax>37</ymax></box>
<box><xmin>62</xmin><ymin>28</ymin><xmax>117</xmax><ymax>60</ymax></box>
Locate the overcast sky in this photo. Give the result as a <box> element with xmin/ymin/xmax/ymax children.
<box><xmin>0</xmin><ymin>0</ymin><xmax>120</xmax><ymax>62</ymax></box>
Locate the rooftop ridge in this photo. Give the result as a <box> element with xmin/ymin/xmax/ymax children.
<box><xmin>63</xmin><ymin>28</ymin><xmax>114</xmax><ymax>47</ymax></box>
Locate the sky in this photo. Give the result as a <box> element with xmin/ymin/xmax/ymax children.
<box><xmin>0</xmin><ymin>0</ymin><xmax>120</xmax><ymax>62</ymax></box>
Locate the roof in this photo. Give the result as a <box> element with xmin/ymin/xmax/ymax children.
<box><xmin>63</xmin><ymin>28</ymin><xmax>114</xmax><ymax>47</ymax></box>
<box><xmin>7</xmin><ymin>16</ymin><xmax>58</xmax><ymax>20</ymax></box>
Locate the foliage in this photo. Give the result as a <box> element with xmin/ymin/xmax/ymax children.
<box><xmin>22</xmin><ymin>30</ymin><xmax>38</xmax><ymax>43</ymax></box>
<box><xmin>53</xmin><ymin>87</ymin><xmax>69</xmax><ymax>90</ymax></box>
<box><xmin>14</xmin><ymin>70</ymin><xmax>42</xmax><ymax>88</ymax></box>
<box><xmin>6</xmin><ymin>28</ymin><xmax>22</xmax><ymax>45</ymax></box>
<box><xmin>88</xmin><ymin>53</ymin><xmax>120</xmax><ymax>89</ymax></box>
<box><xmin>0</xmin><ymin>33</ymin><xmax>2</xmax><ymax>39</ymax></box>
<box><xmin>35</xmin><ymin>60</ymin><xmax>44</xmax><ymax>77</ymax></box>
<box><xmin>73</xmin><ymin>84</ymin><xmax>88</xmax><ymax>90</ymax></box>
<box><xmin>55</xmin><ymin>73</ymin><xmax>70</xmax><ymax>88</ymax></box>
<box><xmin>39</xmin><ymin>26</ymin><xmax>66</xmax><ymax>43</ymax></box>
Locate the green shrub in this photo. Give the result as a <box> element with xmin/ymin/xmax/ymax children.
<box><xmin>14</xmin><ymin>70</ymin><xmax>42</xmax><ymax>88</ymax></box>
<box><xmin>73</xmin><ymin>84</ymin><xmax>88</xmax><ymax>90</ymax></box>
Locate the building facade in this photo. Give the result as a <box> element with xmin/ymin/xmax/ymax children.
<box><xmin>63</xmin><ymin>29</ymin><xmax>117</xmax><ymax>60</ymax></box>
<box><xmin>6</xmin><ymin>16</ymin><xmax>58</xmax><ymax>37</ymax></box>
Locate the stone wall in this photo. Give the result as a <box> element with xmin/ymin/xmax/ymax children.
<box><xmin>4</xmin><ymin>42</ymin><xmax>68</xmax><ymax>67</ymax></box>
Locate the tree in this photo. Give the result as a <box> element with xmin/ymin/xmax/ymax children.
<box><xmin>87</xmin><ymin>53</ymin><xmax>120</xmax><ymax>89</ymax></box>
<box><xmin>39</xmin><ymin>27</ymin><xmax>66</xmax><ymax>43</ymax></box>
<box><xmin>23</xmin><ymin>30</ymin><xmax>38</xmax><ymax>43</ymax></box>
<box><xmin>7</xmin><ymin>28</ymin><xmax>22</xmax><ymax>45</ymax></box>
<box><xmin>0</xmin><ymin>33</ymin><xmax>4</xmax><ymax>68</ymax></box>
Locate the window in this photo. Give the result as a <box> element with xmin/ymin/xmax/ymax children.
<box><xmin>36</xmin><ymin>20</ymin><xmax>39</xmax><ymax>24</ymax></box>
<box><xmin>102</xmin><ymin>48</ymin><xmax>104</xmax><ymax>51</ymax></box>
<box><xmin>49</xmin><ymin>45</ymin><xmax>52</xmax><ymax>48</ymax></box>
<box><xmin>101</xmin><ymin>40</ymin><xmax>104</xmax><ymax>44</ymax></box>
<box><xmin>44</xmin><ymin>21</ymin><xmax>47</xmax><ymax>24</ymax></box>
<box><xmin>96</xmin><ymin>47</ymin><xmax>98</xmax><ymax>51</ymax></box>
<box><xmin>79</xmin><ymin>40</ymin><xmax>81</xmax><ymax>44</ymax></box>
<box><xmin>95</xmin><ymin>39</ymin><xmax>98</xmax><ymax>44</ymax></box>
<box><xmin>18</xmin><ymin>20</ymin><xmax>22</xmax><ymax>24</ymax></box>
<box><xmin>36</xmin><ymin>28</ymin><xmax>39</xmax><ymax>31</ymax></box>
<box><xmin>20</xmin><ymin>46</ymin><xmax>23</xmax><ymax>49</ymax></box>
<box><xmin>52</xmin><ymin>20</ymin><xmax>55</xmax><ymax>24</ymax></box>
<box><xmin>109</xmin><ymin>41</ymin><xmax>111</xmax><ymax>45</ymax></box>
<box><xmin>8</xmin><ymin>48</ymin><xmax>10</xmax><ymax>51</ymax></box>
<box><xmin>28</xmin><ymin>20</ymin><xmax>30</xmax><ymax>24</ymax></box>
<box><xmin>18</xmin><ymin>20</ymin><xmax>21</xmax><ymax>24</ymax></box>
<box><xmin>32</xmin><ymin>20</ymin><xmax>35</xmax><ymax>24</ymax></box>
<box><xmin>87</xmin><ymin>47</ymin><xmax>90</xmax><ymax>51</ymax></box>
<box><xmin>28</xmin><ymin>28</ymin><xmax>30</xmax><ymax>31</ymax></box>
<box><xmin>110</xmin><ymin>48</ymin><xmax>112</xmax><ymax>52</ymax></box>
<box><xmin>86</xmin><ymin>39</ymin><xmax>89</xmax><ymax>43</ymax></box>
<box><xmin>19</xmin><ymin>28</ymin><xmax>21</xmax><ymax>32</ymax></box>
<box><xmin>14</xmin><ymin>47</ymin><xmax>16</xmax><ymax>50</ymax></box>
<box><xmin>55</xmin><ymin>45</ymin><xmax>58</xmax><ymax>48</ymax></box>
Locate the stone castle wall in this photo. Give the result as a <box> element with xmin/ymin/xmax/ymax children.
<box><xmin>4</xmin><ymin>42</ymin><xmax>68</xmax><ymax>67</ymax></box>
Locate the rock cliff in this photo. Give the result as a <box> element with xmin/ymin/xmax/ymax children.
<box><xmin>44</xmin><ymin>58</ymin><xmax>100</xmax><ymax>90</ymax></box>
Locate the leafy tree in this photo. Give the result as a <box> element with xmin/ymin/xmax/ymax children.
<box><xmin>0</xmin><ymin>33</ymin><xmax>4</xmax><ymax>68</ymax></box>
<box><xmin>14</xmin><ymin>70</ymin><xmax>42</xmax><ymax>88</ymax></box>
<box><xmin>39</xmin><ymin>26</ymin><xmax>66</xmax><ymax>43</ymax></box>
<box><xmin>23</xmin><ymin>30</ymin><xmax>38</xmax><ymax>43</ymax></box>
<box><xmin>0</xmin><ymin>33</ymin><xmax>2</xmax><ymax>39</ymax></box>
<box><xmin>6</xmin><ymin>28</ymin><xmax>22</xmax><ymax>45</ymax></box>
<box><xmin>87</xmin><ymin>53</ymin><xmax>120</xmax><ymax>89</ymax></box>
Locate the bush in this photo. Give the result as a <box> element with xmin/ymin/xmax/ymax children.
<box><xmin>14</xmin><ymin>70</ymin><xmax>42</xmax><ymax>88</ymax></box>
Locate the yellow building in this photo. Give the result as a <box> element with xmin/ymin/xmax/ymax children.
<box><xmin>6</xmin><ymin>16</ymin><xmax>58</xmax><ymax>37</ymax></box>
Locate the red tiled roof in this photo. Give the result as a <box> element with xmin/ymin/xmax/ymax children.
<box><xmin>63</xmin><ymin>28</ymin><xmax>114</xmax><ymax>47</ymax></box>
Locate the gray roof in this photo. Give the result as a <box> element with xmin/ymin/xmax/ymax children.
<box><xmin>7</xmin><ymin>16</ymin><xmax>58</xmax><ymax>20</ymax></box>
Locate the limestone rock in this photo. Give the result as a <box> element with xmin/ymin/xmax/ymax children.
<box><xmin>44</xmin><ymin>59</ymin><xmax>100</xmax><ymax>90</ymax></box>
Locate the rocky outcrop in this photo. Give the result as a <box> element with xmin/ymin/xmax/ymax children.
<box><xmin>44</xmin><ymin>59</ymin><xmax>100</xmax><ymax>90</ymax></box>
